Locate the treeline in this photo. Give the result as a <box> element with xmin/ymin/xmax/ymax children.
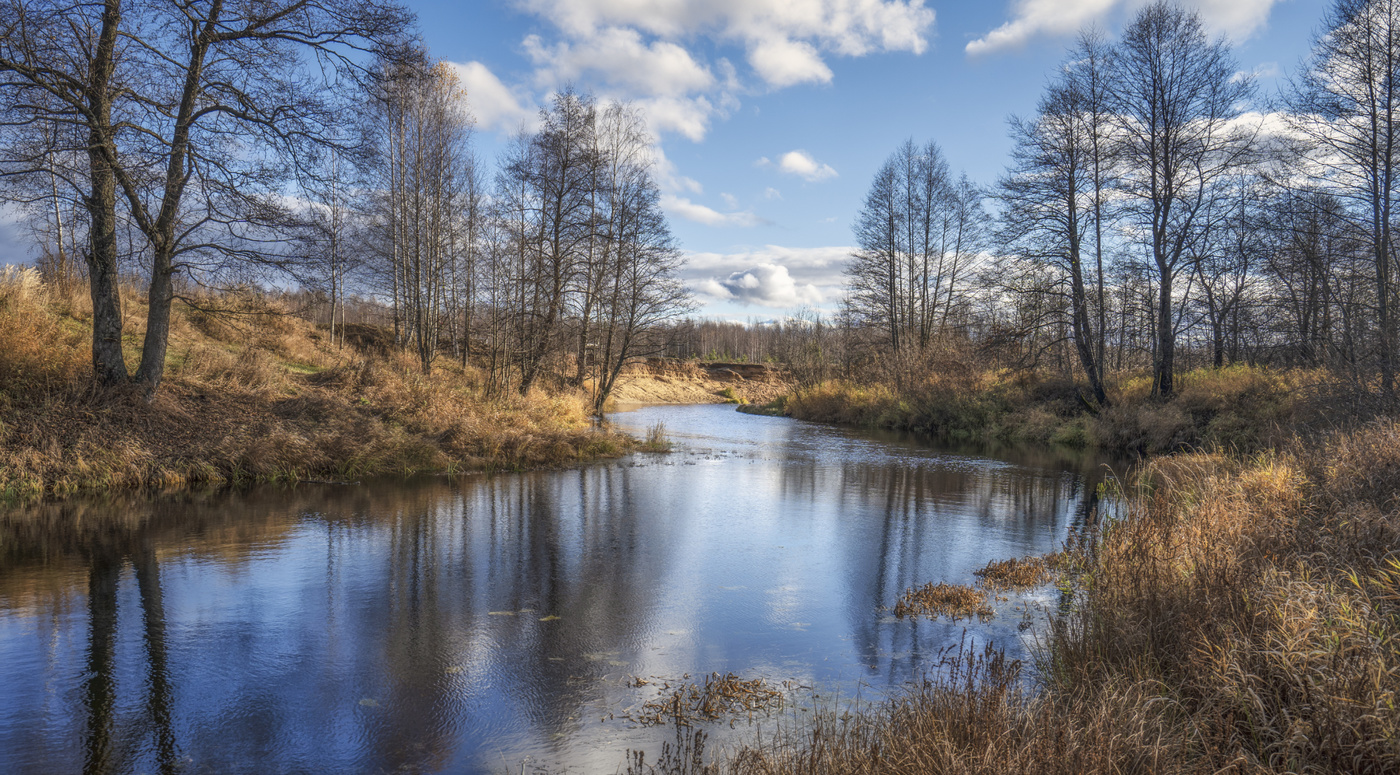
<box><xmin>687</xmin><ymin>0</ymin><xmax>1400</xmax><ymax>407</ymax></box>
<box><xmin>0</xmin><ymin>0</ymin><xmax>689</xmax><ymax>412</ymax></box>
<box><xmin>849</xmin><ymin>0</ymin><xmax>1400</xmax><ymax>403</ymax></box>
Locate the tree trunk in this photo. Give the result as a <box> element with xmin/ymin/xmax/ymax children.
<box><xmin>134</xmin><ymin>248</ymin><xmax>175</xmax><ymax>397</ymax></box>
<box><xmin>84</xmin><ymin>0</ymin><xmax>129</xmax><ymax>387</ymax></box>
<box><xmin>1154</xmin><ymin>264</ymin><xmax>1175</xmax><ymax>397</ymax></box>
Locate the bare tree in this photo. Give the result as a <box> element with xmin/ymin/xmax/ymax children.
<box><xmin>1069</xmin><ymin>28</ymin><xmax>1118</xmax><ymax>386</ymax></box>
<box><xmin>371</xmin><ymin>56</ymin><xmax>474</xmax><ymax>373</ymax></box>
<box><xmin>1286</xmin><ymin>0</ymin><xmax>1400</xmax><ymax>395</ymax></box>
<box><xmin>586</xmin><ymin>103</ymin><xmax>691</xmax><ymax>412</ymax></box>
<box><xmin>1110</xmin><ymin>1</ymin><xmax>1254</xmax><ymax>397</ymax></box>
<box><xmin>998</xmin><ymin>69</ymin><xmax>1109</xmax><ymax>404</ymax></box>
<box><xmin>846</xmin><ymin>140</ymin><xmax>981</xmax><ymax>381</ymax></box>
<box><xmin>0</xmin><ymin>0</ymin><xmax>412</xmax><ymax>393</ymax></box>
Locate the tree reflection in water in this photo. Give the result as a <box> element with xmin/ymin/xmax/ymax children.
<box><xmin>0</xmin><ymin>405</ymin><xmax>1127</xmax><ymax>774</ymax></box>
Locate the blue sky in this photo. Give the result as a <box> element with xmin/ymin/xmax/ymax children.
<box><xmin>0</xmin><ymin>1</ymin><xmax>1327</xmax><ymax>317</ymax></box>
<box><xmin>427</xmin><ymin>0</ymin><xmax>1324</xmax><ymax>318</ymax></box>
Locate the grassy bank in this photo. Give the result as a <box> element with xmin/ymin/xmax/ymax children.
<box><xmin>630</xmin><ymin>421</ymin><xmax>1400</xmax><ymax>774</ymax></box>
<box><xmin>0</xmin><ymin>268</ymin><xmax>631</xmax><ymax>501</ymax></box>
<box><xmin>777</xmin><ymin>366</ymin><xmax>1336</xmax><ymax>454</ymax></box>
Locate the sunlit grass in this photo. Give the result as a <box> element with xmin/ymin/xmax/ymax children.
<box><xmin>0</xmin><ymin>269</ymin><xmax>636</xmax><ymax>501</ymax></box>
<box><xmin>681</xmin><ymin>421</ymin><xmax>1400</xmax><ymax>774</ymax></box>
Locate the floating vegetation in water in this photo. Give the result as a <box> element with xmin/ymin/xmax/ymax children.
<box><xmin>630</xmin><ymin>672</ymin><xmax>785</xmax><ymax>727</ymax></box>
<box><xmin>892</xmin><ymin>582</ymin><xmax>994</xmax><ymax>621</ymax></box>
<box><xmin>639</xmin><ymin>422</ymin><xmax>673</xmax><ymax>452</ymax></box>
<box><xmin>973</xmin><ymin>553</ymin><xmax>1064</xmax><ymax>589</ymax></box>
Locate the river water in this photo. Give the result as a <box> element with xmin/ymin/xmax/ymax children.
<box><xmin>0</xmin><ymin>404</ymin><xmax>1122</xmax><ymax>774</ymax></box>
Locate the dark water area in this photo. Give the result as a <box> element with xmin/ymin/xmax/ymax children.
<box><xmin>0</xmin><ymin>405</ymin><xmax>1128</xmax><ymax>774</ymax></box>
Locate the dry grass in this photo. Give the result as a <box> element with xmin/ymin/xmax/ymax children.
<box><xmin>892</xmin><ymin>582</ymin><xmax>995</xmax><ymax>621</ymax></box>
<box><xmin>638</xmin><ymin>420</ymin><xmax>1400</xmax><ymax>774</ymax></box>
<box><xmin>0</xmin><ymin>269</ymin><xmax>632</xmax><ymax>501</ymax></box>
<box><xmin>631</xmin><ymin>673</ymin><xmax>786</xmax><ymax>728</ymax></box>
<box><xmin>639</xmin><ymin>422</ymin><xmax>674</xmax><ymax>453</ymax></box>
<box><xmin>784</xmin><ymin>364</ymin><xmax>1333</xmax><ymax>454</ymax></box>
<box><xmin>973</xmin><ymin>554</ymin><xmax>1060</xmax><ymax>589</ymax></box>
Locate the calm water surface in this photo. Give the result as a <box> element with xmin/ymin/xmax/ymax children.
<box><xmin>0</xmin><ymin>405</ymin><xmax>1123</xmax><ymax>774</ymax></box>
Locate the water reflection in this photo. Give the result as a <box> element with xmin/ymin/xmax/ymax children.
<box><xmin>0</xmin><ymin>405</ymin><xmax>1125</xmax><ymax>774</ymax></box>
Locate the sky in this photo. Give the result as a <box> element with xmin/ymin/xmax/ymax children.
<box><xmin>425</xmin><ymin>0</ymin><xmax>1325</xmax><ymax>319</ymax></box>
<box><xmin>0</xmin><ymin>0</ymin><xmax>1328</xmax><ymax>318</ymax></box>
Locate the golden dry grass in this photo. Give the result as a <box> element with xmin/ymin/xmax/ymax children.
<box><xmin>0</xmin><ymin>270</ymin><xmax>632</xmax><ymax>500</ymax></box>
<box><xmin>892</xmin><ymin>582</ymin><xmax>995</xmax><ymax>621</ymax></box>
<box><xmin>655</xmin><ymin>422</ymin><xmax>1400</xmax><ymax>774</ymax></box>
<box><xmin>973</xmin><ymin>554</ymin><xmax>1059</xmax><ymax>589</ymax></box>
<box><xmin>784</xmin><ymin>364</ymin><xmax>1333</xmax><ymax>454</ymax></box>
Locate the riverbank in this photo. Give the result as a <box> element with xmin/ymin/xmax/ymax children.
<box><xmin>0</xmin><ymin>269</ymin><xmax>631</xmax><ymax>501</ymax></box>
<box><xmin>767</xmin><ymin>365</ymin><xmax>1343</xmax><ymax>454</ymax></box>
<box><xmin>606</xmin><ymin>358</ymin><xmax>789</xmax><ymax>406</ymax></box>
<box><xmin>619</xmin><ymin>419</ymin><xmax>1400</xmax><ymax>774</ymax></box>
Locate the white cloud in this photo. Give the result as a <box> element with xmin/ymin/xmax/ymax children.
<box><xmin>684</xmin><ymin>244</ymin><xmax>853</xmax><ymax>309</ymax></box>
<box><xmin>967</xmin><ymin>0</ymin><xmax>1281</xmax><ymax>56</ymax></box>
<box><xmin>522</xmin><ymin>28</ymin><xmax>715</xmax><ymax>97</ymax></box>
<box><xmin>518</xmin><ymin>0</ymin><xmax>935</xmax><ymax>55</ymax></box>
<box><xmin>967</xmin><ymin>0</ymin><xmax>1118</xmax><ymax>56</ymax></box>
<box><xmin>450</xmin><ymin>62</ymin><xmax>537</xmax><ymax>133</ymax></box>
<box><xmin>703</xmin><ymin>263</ymin><xmax>824</xmax><ymax>307</ymax></box>
<box><xmin>517</xmin><ymin>0</ymin><xmax>935</xmax><ymax>118</ymax></box>
<box><xmin>661</xmin><ymin>194</ymin><xmax>764</xmax><ymax>227</ymax></box>
<box><xmin>749</xmin><ymin>37</ymin><xmax>833</xmax><ymax>88</ymax></box>
<box><xmin>764</xmin><ymin>187</ymin><xmax>782</xmax><ymax>200</ymax></box>
<box><xmin>758</xmin><ymin>150</ymin><xmax>838</xmax><ymax>181</ymax></box>
<box><xmin>634</xmin><ymin>95</ymin><xmax>719</xmax><ymax>142</ymax></box>
<box><xmin>1192</xmin><ymin>0</ymin><xmax>1279</xmax><ymax>41</ymax></box>
<box><xmin>721</xmin><ymin>192</ymin><xmax>739</xmax><ymax>209</ymax></box>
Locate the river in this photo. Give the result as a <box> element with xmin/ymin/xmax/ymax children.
<box><xmin>0</xmin><ymin>404</ymin><xmax>1123</xmax><ymax>774</ymax></box>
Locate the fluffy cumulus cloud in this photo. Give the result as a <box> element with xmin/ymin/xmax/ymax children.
<box><xmin>522</xmin><ymin>28</ymin><xmax>715</xmax><ymax>97</ymax></box>
<box><xmin>450</xmin><ymin>62</ymin><xmax>537</xmax><ymax>133</ymax></box>
<box><xmin>759</xmin><ymin>150</ymin><xmax>838</xmax><ymax>181</ymax></box>
<box><xmin>701</xmin><ymin>264</ymin><xmax>824</xmax><ymax>308</ymax></box>
<box><xmin>509</xmin><ymin>0</ymin><xmax>935</xmax><ymax>140</ymax></box>
<box><xmin>687</xmin><ymin>245</ymin><xmax>853</xmax><ymax>309</ymax></box>
<box><xmin>968</xmin><ymin>0</ymin><xmax>1281</xmax><ymax>56</ymax></box>
<box><xmin>748</xmin><ymin>38</ymin><xmax>833</xmax><ymax>88</ymax></box>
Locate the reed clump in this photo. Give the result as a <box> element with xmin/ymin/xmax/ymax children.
<box><xmin>973</xmin><ymin>554</ymin><xmax>1060</xmax><ymax>589</ymax></box>
<box><xmin>892</xmin><ymin>582</ymin><xmax>995</xmax><ymax>621</ymax></box>
<box><xmin>639</xmin><ymin>422</ymin><xmax>673</xmax><ymax>453</ymax></box>
<box><xmin>0</xmin><ymin>270</ymin><xmax>632</xmax><ymax>501</ymax></box>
